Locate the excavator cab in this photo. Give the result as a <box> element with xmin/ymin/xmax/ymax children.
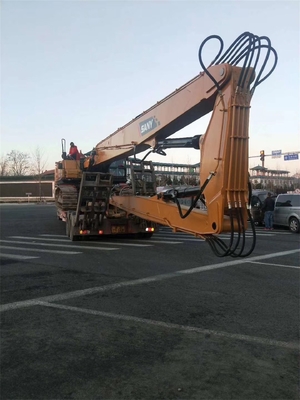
<box><xmin>108</xmin><ymin>160</ymin><xmax>128</xmax><ymax>184</ymax></box>
<box><xmin>55</xmin><ymin>159</ymin><xmax>82</xmax><ymax>181</ymax></box>
<box><xmin>55</xmin><ymin>138</ymin><xmax>83</xmax><ymax>182</ymax></box>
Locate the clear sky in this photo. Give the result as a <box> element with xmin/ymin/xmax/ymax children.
<box><xmin>1</xmin><ymin>0</ymin><xmax>300</xmax><ymax>174</ymax></box>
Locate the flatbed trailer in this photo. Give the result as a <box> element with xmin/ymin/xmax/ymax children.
<box><xmin>64</xmin><ymin>165</ymin><xmax>157</xmax><ymax>241</ymax></box>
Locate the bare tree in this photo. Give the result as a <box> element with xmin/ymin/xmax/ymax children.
<box><xmin>31</xmin><ymin>147</ymin><xmax>48</xmax><ymax>201</ymax></box>
<box><xmin>7</xmin><ymin>150</ymin><xmax>30</xmax><ymax>176</ymax></box>
<box><xmin>0</xmin><ymin>154</ymin><xmax>9</xmax><ymax>176</ymax></box>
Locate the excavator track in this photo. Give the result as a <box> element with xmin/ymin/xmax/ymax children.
<box><xmin>55</xmin><ymin>185</ymin><xmax>78</xmax><ymax>219</ymax></box>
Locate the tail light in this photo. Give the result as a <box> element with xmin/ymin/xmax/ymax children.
<box><xmin>145</xmin><ymin>227</ymin><xmax>155</xmax><ymax>232</ymax></box>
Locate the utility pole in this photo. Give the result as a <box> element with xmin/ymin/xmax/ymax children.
<box><xmin>260</xmin><ymin>150</ymin><xmax>265</xmax><ymax>168</ymax></box>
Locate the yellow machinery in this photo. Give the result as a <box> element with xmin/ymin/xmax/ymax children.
<box><xmin>55</xmin><ymin>32</ymin><xmax>277</xmax><ymax>257</ymax></box>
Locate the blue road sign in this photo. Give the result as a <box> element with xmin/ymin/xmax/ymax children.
<box><xmin>284</xmin><ymin>153</ymin><xmax>299</xmax><ymax>161</ymax></box>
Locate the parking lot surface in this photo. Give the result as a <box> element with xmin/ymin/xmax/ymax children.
<box><xmin>1</xmin><ymin>204</ymin><xmax>299</xmax><ymax>399</ymax></box>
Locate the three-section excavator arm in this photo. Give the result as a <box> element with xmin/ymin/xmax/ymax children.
<box><xmin>83</xmin><ymin>33</ymin><xmax>278</xmax><ymax>257</ymax></box>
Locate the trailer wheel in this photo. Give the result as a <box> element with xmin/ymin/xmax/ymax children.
<box><xmin>70</xmin><ymin>225</ymin><xmax>75</xmax><ymax>241</ymax></box>
<box><xmin>66</xmin><ymin>214</ymin><xmax>71</xmax><ymax>237</ymax></box>
<box><xmin>69</xmin><ymin>213</ymin><xmax>79</xmax><ymax>241</ymax></box>
<box><xmin>134</xmin><ymin>232</ymin><xmax>153</xmax><ymax>239</ymax></box>
<box><xmin>143</xmin><ymin>232</ymin><xmax>153</xmax><ymax>239</ymax></box>
<box><xmin>70</xmin><ymin>226</ymin><xmax>80</xmax><ymax>241</ymax></box>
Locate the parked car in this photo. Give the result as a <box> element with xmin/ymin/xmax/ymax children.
<box><xmin>273</xmin><ymin>193</ymin><xmax>300</xmax><ymax>233</ymax></box>
<box><xmin>250</xmin><ymin>190</ymin><xmax>276</xmax><ymax>226</ymax></box>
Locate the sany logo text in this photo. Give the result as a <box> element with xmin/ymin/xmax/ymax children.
<box><xmin>139</xmin><ymin>117</ymin><xmax>160</xmax><ymax>136</ymax></box>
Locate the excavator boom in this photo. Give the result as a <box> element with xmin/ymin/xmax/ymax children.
<box><xmin>89</xmin><ymin>64</ymin><xmax>230</xmax><ymax>167</ymax></box>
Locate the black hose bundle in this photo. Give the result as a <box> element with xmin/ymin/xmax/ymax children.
<box><xmin>174</xmin><ymin>32</ymin><xmax>278</xmax><ymax>257</ymax></box>
<box><xmin>198</xmin><ymin>32</ymin><xmax>278</xmax><ymax>95</ymax></box>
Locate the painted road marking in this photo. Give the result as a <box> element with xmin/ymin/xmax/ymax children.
<box><xmin>40</xmin><ymin>234</ymin><xmax>182</xmax><ymax>244</ymax></box>
<box><xmin>151</xmin><ymin>235</ymin><xmax>263</xmax><ymax>242</ymax></box>
<box><xmin>156</xmin><ymin>232</ymin><xmax>281</xmax><ymax>238</ymax></box>
<box><xmin>158</xmin><ymin>228</ymin><xmax>291</xmax><ymax>236</ymax></box>
<box><xmin>0</xmin><ymin>253</ymin><xmax>39</xmax><ymax>260</ymax></box>
<box><xmin>0</xmin><ymin>245</ymin><xmax>81</xmax><ymax>255</ymax></box>
<box><xmin>9</xmin><ymin>236</ymin><xmax>151</xmax><ymax>248</ymax></box>
<box><xmin>36</xmin><ymin>301</ymin><xmax>299</xmax><ymax>350</ymax></box>
<box><xmin>249</xmin><ymin>261</ymin><xmax>300</xmax><ymax>269</ymax></box>
<box><xmin>2</xmin><ymin>239</ymin><xmax>119</xmax><ymax>251</ymax></box>
<box><xmin>40</xmin><ymin>234</ymin><xmax>67</xmax><ymax>237</ymax></box>
<box><xmin>133</xmin><ymin>240</ymin><xmax>183</xmax><ymax>244</ymax></box>
<box><xmin>1</xmin><ymin>248</ymin><xmax>299</xmax><ymax>313</ymax></box>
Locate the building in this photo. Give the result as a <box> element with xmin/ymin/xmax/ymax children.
<box><xmin>1</xmin><ymin>162</ymin><xmax>299</xmax><ymax>202</ymax></box>
<box><xmin>151</xmin><ymin>161</ymin><xmax>199</xmax><ymax>185</ymax></box>
<box><xmin>249</xmin><ymin>165</ymin><xmax>299</xmax><ymax>192</ymax></box>
<box><xmin>0</xmin><ymin>173</ymin><xmax>55</xmax><ymax>202</ymax></box>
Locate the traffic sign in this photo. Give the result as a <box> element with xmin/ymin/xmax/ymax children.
<box><xmin>25</xmin><ymin>192</ymin><xmax>32</xmax><ymax>203</ymax></box>
<box><xmin>284</xmin><ymin>153</ymin><xmax>299</xmax><ymax>161</ymax></box>
<box><xmin>271</xmin><ymin>150</ymin><xmax>281</xmax><ymax>158</ymax></box>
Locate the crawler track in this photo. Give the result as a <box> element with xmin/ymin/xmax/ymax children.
<box><xmin>55</xmin><ymin>184</ymin><xmax>78</xmax><ymax>214</ymax></box>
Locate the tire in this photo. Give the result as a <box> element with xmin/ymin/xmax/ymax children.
<box><xmin>70</xmin><ymin>225</ymin><xmax>75</xmax><ymax>241</ymax></box>
<box><xmin>70</xmin><ymin>224</ymin><xmax>79</xmax><ymax>241</ymax></box>
<box><xmin>66</xmin><ymin>212</ymin><xmax>79</xmax><ymax>241</ymax></box>
<box><xmin>134</xmin><ymin>232</ymin><xmax>153</xmax><ymax>239</ymax></box>
<box><xmin>142</xmin><ymin>232</ymin><xmax>153</xmax><ymax>239</ymax></box>
<box><xmin>66</xmin><ymin>214</ymin><xmax>70</xmax><ymax>237</ymax></box>
<box><xmin>289</xmin><ymin>217</ymin><xmax>299</xmax><ymax>233</ymax></box>
<box><xmin>69</xmin><ymin>214</ymin><xmax>79</xmax><ymax>241</ymax></box>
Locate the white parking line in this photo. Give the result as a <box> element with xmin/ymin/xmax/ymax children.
<box><xmin>40</xmin><ymin>234</ymin><xmax>67</xmax><ymax>237</ymax></box>
<box><xmin>153</xmin><ymin>233</ymin><xmax>281</xmax><ymax>242</ymax></box>
<box><xmin>134</xmin><ymin>240</ymin><xmax>183</xmax><ymax>244</ymax></box>
<box><xmin>1</xmin><ymin>248</ymin><xmax>299</xmax><ymax>313</ymax></box>
<box><xmin>0</xmin><ymin>246</ymin><xmax>81</xmax><ymax>255</ymax></box>
<box><xmin>40</xmin><ymin>233</ymin><xmax>183</xmax><ymax>244</ymax></box>
<box><xmin>149</xmin><ymin>235</ymin><xmax>268</xmax><ymax>243</ymax></box>
<box><xmin>2</xmin><ymin>239</ymin><xmax>119</xmax><ymax>250</ymax></box>
<box><xmin>249</xmin><ymin>261</ymin><xmax>300</xmax><ymax>269</ymax></box>
<box><xmin>0</xmin><ymin>253</ymin><xmax>39</xmax><ymax>260</ymax></box>
<box><xmin>36</xmin><ymin>301</ymin><xmax>299</xmax><ymax>350</ymax></box>
<box><xmin>158</xmin><ymin>229</ymin><xmax>292</xmax><ymax>237</ymax></box>
<box><xmin>9</xmin><ymin>236</ymin><xmax>151</xmax><ymax>248</ymax></box>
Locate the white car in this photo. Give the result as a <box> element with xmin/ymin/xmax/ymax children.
<box><xmin>274</xmin><ymin>193</ymin><xmax>300</xmax><ymax>233</ymax></box>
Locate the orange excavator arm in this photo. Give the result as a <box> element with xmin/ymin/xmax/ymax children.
<box><xmin>109</xmin><ymin>65</ymin><xmax>252</xmax><ymax>232</ymax></box>
<box><xmin>89</xmin><ymin>33</ymin><xmax>278</xmax><ymax>257</ymax></box>
<box><xmin>89</xmin><ymin>63</ymin><xmax>230</xmax><ymax>165</ymax></box>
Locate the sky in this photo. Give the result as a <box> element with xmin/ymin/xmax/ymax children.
<box><xmin>1</xmin><ymin>0</ymin><xmax>300</xmax><ymax>174</ymax></box>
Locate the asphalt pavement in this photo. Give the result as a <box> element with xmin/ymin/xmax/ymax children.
<box><xmin>0</xmin><ymin>204</ymin><xmax>299</xmax><ymax>400</ymax></box>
